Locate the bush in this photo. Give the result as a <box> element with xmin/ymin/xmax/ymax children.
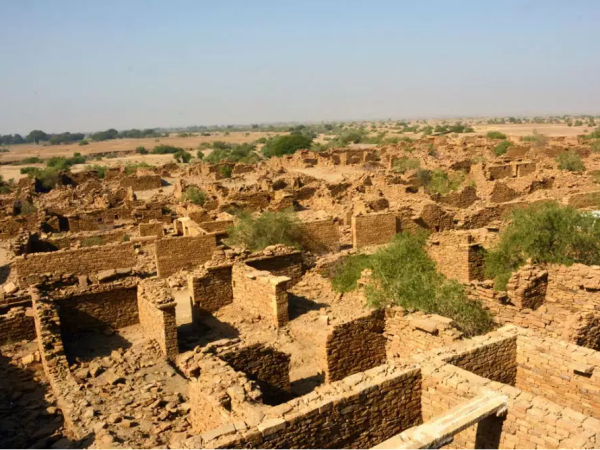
<box><xmin>78</xmin><ymin>139</ymin><xmax>89</xmax><ymax>146</ymax></box>
<box><xmin>522</xmin><ymin>131</ymin><xmax>549</xmax><ymax>148</ymax></box>
<box><xmin>181</xmin><ymin>187</ymin><xmax>207</xmax><ymax>206</ymax></box>
<box><xmin>392</xmin><ymin>157</ymin><xmax>420</xmax><ymax>173</ymax></box>
<box><xmin>485</xmin><ymin>203</ymin><xmax>600</xmax><ymax>290</ymax></box>
<box><xmin>196</xmin><ymin>150</ymin><xmax>204</xmax><ymax>160</ymax></box>
<box><xmin>81</xmin><ymin>236</ymin><xmax>104</xmax><ymax>247</ymax></box>
<box><xmin>225</xmin><ymin>210</ymin><xmax>303</xmax><ymax>251</ymax></box>
<box><xmin>219</xmin><ymin>165</ymin><xmax>233</xmax><ymax>178</ymax></box>
<box><xmin>20</xmin><ymin>166</ymin><xmax>61</xmax><ymax>189</ymax></box>
<box><xmin>205</xmin><ymin>143</ymin><xmax>258</xmax><ymax>164</ymax></box>
<box><xmin>21</xmin><ymin>157</ymin><xmax>43</xmax><ymax>164</ymax></box>
<box><xmin>486</xmin><ymin>131</ymin><xmax>507</xmax><ymax>140</ymax></box>
<box><xmin>262</xmin><ymin>135</ymin><xmax>313</xmax><ymax>158</ymax></box>
<box><xmin>493</xmin><ymin>140</ymin><xmax>512</xmax><ymax>156</ymax></box>
<box><xmin>590</xmin><ymin>141</ymin><xmax>600</xmax><ymax>153</ymax></box>
<box><xmin>591</xmin><ymin>170</ymin><xmax>600</xmax><ymax>184</ymax></box>
<box><xmin>136</xmin><ymin>146</ymin><xmax>148</xmax><ymax>155</ymax></box>
<box><xmin>173</xmin><ymin>150</ymin><xmax>192</xmax><ymax>163</ymax></box>
<box><xmin>331</xmin><ymin>233</ymin><xmax>493</xmax><ymax>337</ymax></box>
<box><xmin>124</xmin><ymin>162</ymin><xmax>152</xmax><ymax>175</ymax></box>
<box><xmin>19</xmin><ymin>200</ymin><xmax>37</xmax><ymax>215</ymax></box>
<box><xmin>151</xmin><ymin>144</ymin><xmax>182</xmax><ymax>154</ymax></box>
<box><xmin>556</xmin><ymin>150</ymin><xmax>585</xmax><ymax>172</ymax></box>
<box><xmin>87</xmin><ymin>164</ymin><xmax>107</xmax><ymax>178</ymax></box>
<box><xmin>426</xmin><ymin>170</ymin><xmax>466</xmax><ymax>195</ymax></box>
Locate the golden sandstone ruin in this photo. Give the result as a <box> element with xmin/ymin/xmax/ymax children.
<box><xmin>3</xmin><ymin>133</ymin><xmax>600</xmax><ymax>449</ymax></box>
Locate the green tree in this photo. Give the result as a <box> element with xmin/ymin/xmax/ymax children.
<box><xmin>556</xmin><ymin>150</ymin><xmax>585</xmax><ymax>172</ymax></box>
<box><xmin>174</xmin><ymin>150</ymin><xmax>192</xmax><ymax>163</ymax></box>
<box><xmin>485</xmin><ymin>203</ymin><xmax>600</xmax><ymax>290</ymax></box>
<box><xmin>332</xmin><ymin>233</ymin><xmax>493</xmax><ymax>337</ymax></box>
<box><xmin>225</xmin><ymin>210</ymin><xmax>303</xmax><ymax>251</ymax></box>
<box><xmin>493</xmin><ymin>140</ymin><xmax>512</xmax><ymax>156</ymax></box>
<box><xmin>486</xmin><ymin>131</ymin><xmax>507</xmax><ymax>140</ymax></box>
<box><xmin>181</xmin><ymin>186</ymin><xmax>207</xmax><ymax>206</ymax></box>
<box><xmin>262</xmin><ymin>135</ymin><xmax>313</xmax><ymax>158</ymax></box>
<box><xmin>26</xmin><ymin>130</ymin><xmax>49</xmax><ymax>144</ymax></box>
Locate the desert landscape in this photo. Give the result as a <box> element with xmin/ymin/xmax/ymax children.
<box><xmin>2</xmin><ymin>117</ymin><xmax>600</xmax><ymax>448</ymax></box>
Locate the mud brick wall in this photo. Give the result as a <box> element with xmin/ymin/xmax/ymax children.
<box><xmin>139</xmin><ymin>221</ymin><xmax>164</xmax><ymax>237</ymax></box>
<box><xmin>351</xmin><ymin>213</ymin><xmax>397</xmax><ymax>249</ymax></box>
<box><xmin>516</xmin><ymin>161</ymin><xmax>536</xmax><ymax>177</ymax></box>
<box><xmin>119</xmin><ymin>174</ymin><xmax>162</xmax><ymax>190</ymax></box>
<box><xmin>0</xmin><ymin>216</ymin><xmax>42</xmax><ymax>240</ymax></box>
<box><xmin>56</xmin><ymin>287</ymin><xmax>139</xmax><ymax>335</ymax></box>
<box><xmin>192</xmin><ymin>365</ymin><xmax>422</xmax><ymax>450</ymax></box>
<box><xmin>232</xmin><ymin>264</ymin><xmax>290</xmax><ymax>328</ymax></box>
<box><xmin>325</xmin><ymin>309</ymin><xmax>386</xmax><ymax>382</ymax></box>
<box><xmin>427</xmin><ymin>231</ymin><xmax>485</xmax><ymax>283</ymax></box>
<box><xmin>299</xmin><ymin>219</ymin><xmax>340</xmax><ymax>254</ymax></box>
<box><xmin>188</xmin><ymin>264</ymin><xmax>233</xmax><ymax>315</ymax></box>
<box><xmin>506</xmin><ymin>265</ymin><xmax>548</xmax><ymax>309</ymax></box>
<box><xmin>220</xmin><ymin>344</ymin><xmax>291</xmax><ymax>404</ymax></box>
<box><xmin>137</xmin><ymin>280</ymin><xmax>178</xmax><ymax>360</ymax></box>
<box><xmin>516</xmin><ymin>332</ymin><xmax>600</xmax><ymax>419</ymax></box>
<box><xmin>154</xmin><ymin>234</ymin><xmax>216</xmax><ymax>277</ymax></box>
<box><xmin>444</xmin><ymin>335</ymin><xmax>517</xmax><ymax>385</ymax></box>
<box><xmin>0</xmin><ymin>305</ymin><xmax>35</xmax><ymax>345</ymax></box>
<box><xmin>245</xmin><ymin>252</ymin><xmax>303</xmax><ymax>286</ymax></box>
<box><xmin>13</xmin><ymin>242</ymin><xmax>136</xmax><ymax>286</ymax></box>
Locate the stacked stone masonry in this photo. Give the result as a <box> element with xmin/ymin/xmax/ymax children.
<box><xmin>298</xmin><ymin>219</ymin><xmax>341</xmax><ymax>254</ymax></box>
<box><xmin>188</xmin><ymin>264</ymin><xmax>233</xmax><ymax>315</ymax></box>
<box><xmin>13</xmin><ymin>242</ymin><xmax>136</xmax><ymax>286</ymax></box>
<box><xmin>139</xmin><ymin>221</ymin><xmax>164</xmax><ymax>237</ymax></box>
<box><xmin>154</xmin><ymin>234</ymin><xmax>217</xmax><ymax>277</ymax></box>
<box><xmin>352</xmin><ymin>213</ymin><xmax>397</xmax><ymax>249</ymax></box>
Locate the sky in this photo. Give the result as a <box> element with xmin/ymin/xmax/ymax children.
<box><xmin>1</xmin><ymin>0</ymin><xmax>600</xmax><ymax>134</ymax></box>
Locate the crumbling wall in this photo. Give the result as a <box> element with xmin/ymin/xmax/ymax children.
<box><xmin>220</xmin><ymin>344</ymin><xmax>291</xmax><ymax>404</ymax></box>
<box><xmin>154</xmin><ymin>234</ymin><xmax>216</xmax><ymax>277</ymax></box>
<box><xmin>351</xmin><ymin>213</ymin><xmax>397</xmax><ymax>248</ymax></box>
<box><xmin>325</xmin><ymin>309</ymin><xmax>386</xmax><ymax>382</ymax></box>
<box><xmin>45</xmin><ymin>229</ymin><xmax>127</xmax><ymax>250</ymax></box>
<box><xmin>299</xmin><ymin>219</ymin><xmax>340</xmax><ymax>254</ymax></box>
<box><xmin>119</xmin><ymin>175</ymin><xmax>162</xmax><ymax>191</ymax></box>
<box><xmin>13</xmin><ymin>242</ymin><xmax>136</xmax><ymax>286</ymax></box>
<box><xmin>187</xmin><ymin>365</ymin><xmax>422</xmax><ymax>449</ymax></box>
<box><xmin>444</xmin><ymin>334</ymin><xmax>517</xmax><ymax>385</ymax></box>
<box><xmin>516</xmin><ymin>331</ymin><xmax>600</xmax><ymax>419</ymax></box>
<box><xmin>57</xmin><ymin>286</ymin><xmax>139</xmax><ymax>335</ymax></box>
<box><xmin>428</xmin><ymin>231</ymin><xmax>486</xmax><ymax>283</ymax></box>
<box><xmin>506</xmin><ymin>265</ymin><xmax>548</xmax><ymax>310</ymax></box>
<box><xmin>137</xmin><ymin>279</ymin><xmax>178</xmax><ymax>360</ymax></box>
<box><xmin>232</xmin><ymin>264</ymin><xmax>290</xmax><ymax>328</ymax></box>
<box><xmin>0</xmin><ymin>304</ymin><xmax>35</xmax><ymax>345</ymax></box>
<box><xmin>385</xmin><ymin>308</ymin><xmax>462</xmax><ymax>360</ymax></box>
<box><xmin>188</xmin><ymin>264</ymin><xmax>233</xmax><ymax>315</ymax></box>
<box><xmin>245</xmin><ymin>251</ymin><xmax>303</xmax><ymax>286</ymax></box>
<box><xmin>139</xmin><ymin>221</ymin><xmax>164</xmax><ymax>238</ymax></box>
<box><xmin>197</xmin><ymin>220</ymin><xmax>233</xmax><ymax>234</ymax></box>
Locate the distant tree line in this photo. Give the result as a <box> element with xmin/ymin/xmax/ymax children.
<box><xmin>0</xmin><ymin>128</ymin><xmax>166</xmax><ymax>146</ymax></box>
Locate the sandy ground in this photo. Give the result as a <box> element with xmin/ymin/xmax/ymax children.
<box><xmin>471</xmin><ymin>123</ymin><xmax>588</xmax><ymax>137</ymax></box>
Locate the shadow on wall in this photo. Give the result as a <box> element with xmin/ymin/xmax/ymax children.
<box><xmin>0</xmin><ymin>264</ymin><xmax>10</xmax><ymax>285</ymax></box>
<box><xmin>290</xmin><ymin>372</ymin><xmax>325</xmax><ymax>397</ymax></box>
<box><xmin>0</xmin><ymin>350</ymin><xmax>78</xmax><ymax>448</ymax></box>
<box><xmin>288</xmin><ymin>294</ymin><xmax>328</xmax><ymax>321</ymax></box>
<box><xmin>62</xmin><ymin>328</ymin><xmax>133</xmax><ymax>365</ymax></box>
<box><xmin>178</xmin><ymin>313</ymin><xmax>240</xmax><ymax>351</ymax></box>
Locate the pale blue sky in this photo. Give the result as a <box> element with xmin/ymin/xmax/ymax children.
<box><xmin>1</xmin><ymin>0</ymin><xmax>599</xmax><ymax>134</ymax></box>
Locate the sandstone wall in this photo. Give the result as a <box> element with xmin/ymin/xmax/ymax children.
<box><xmin>13</xmin><ymin>242</ymin><xmax>136</xmax><ymax>286</ymax></box>
<box><xmin>57</xmin><ymin>286</ymin><xmax>139</xmax><ymax>335</ymax></box>
<box><xmin>427</xmin><ymin>231</ymin><xmax>485</xmax><ymax>283</ymax></box>
<box><xmin>245</xmin><ymin>252</ymin><xmax>303</xmax><ymax>286</ymax></box>
<box><xmin>188</xmin><ymin>264</ymin><xmax>233</xmax><ymax>315</ymax></box>
<box><xmin>0</xmin><ymin>305</ymin><xmax>35</xmax><ymax>345</ymax></box>
<box><xmin>220</xmin><ymin>344</ymin><xmax>291</xmax><ymax>404</ymax></box>
<box><xmin>119</xmin><ymin>174</ymin><xmax>162</xmax><ymax>191</ymax></box>
<box><xmin>351</xmin><ymin>213</ymin><xmax>397</xmax><ymax>249</ymax></box>
<box><xmin>325</xmin><ymin>309</ymin><xmax>386</xmax><ymax>382</ymax></box>
<box><xmin>444</xmin><ymin>334</ymin><xmax>517</xmax><ymax>385</ymax></box>
<box><xmin>188</xmin><ymin>365</ymin><xmax>422</xmax><ymax>449</ymax></box>
<box><xmin>232</xmin><ymin>264</ymin><xmax>290</xmax><ymax>328</ymax></box>
<box><xmin>299</xmin><ymin>219</ymin><xmax>340</xmax><ymax>254</ymax></box>
<box><xmin>139</xmin><ymin>222</ymin><xmax>164</xmax><ymax>237</ymax></box>
<box><xmin>137</xmin><ymin>280</ymin><xmax>178</xmax><ymax>360</ymax></box>
<box><xmin>516</xmin><ymin>332</ymin><xmax>600</xmax><ymax>419</ymax></box>
<box><xmin>154</xmin><ymin>234</ymin><xmax>216</xmax><ymax>277</ymax></box>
